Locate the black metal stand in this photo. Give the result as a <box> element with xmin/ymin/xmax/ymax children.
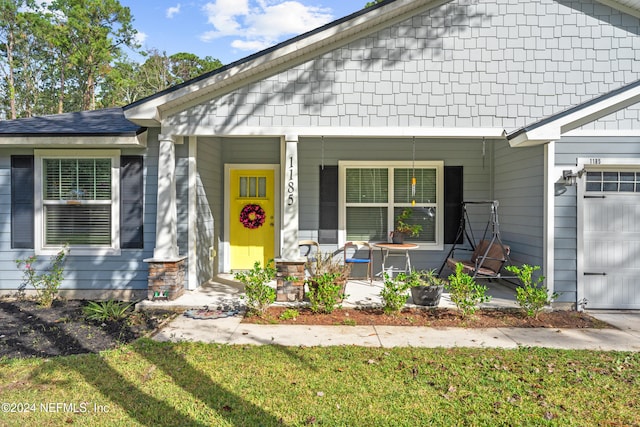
<box><xmin>438</xmin><ymin>200</ymin><xmax>515</xmax><ymax>280</ymax></box>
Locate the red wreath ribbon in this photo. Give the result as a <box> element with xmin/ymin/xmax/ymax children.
<box><xmin>239</xmin><ymin>204</ymin><xmax>266</xmax><ymax>229</ymax></box>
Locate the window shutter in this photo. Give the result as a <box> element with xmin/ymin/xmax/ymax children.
<box><xmin>319</xmin><ymin>166</ymin><xmax>338</xmax><ymax>244</ymax></box>
<box><xmin>11</xmin><ymin>156</ymin><xmax>34</xmax><ymax>249</ymax></box>
<box><xmin>120</xmin><ymin>156</ymin><xmax>144</xmax><ymax>249</ymax></box>
<box><xmin>444</xmin><ymin>166</ymin><xmax>463</xmax><ymax>244</ymax></box>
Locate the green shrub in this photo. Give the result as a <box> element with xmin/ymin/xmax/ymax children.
<box><xmin>446</xmin><ymin>263</ymin><xmax>491</xmax><ymax>317</ymax></box>
<box><xmin>380</xmin><ymin>272</ymin><xmax>412</xmax><ymax>315</ymax></box>
<box><xmin>279</xmin><ymin>308</ymin><xmax>299</xmax><ymax>320</ymax></box>
<box><xmin>307</xmin><ymin>273</ymin><xmax>345</xmax><ymax>314</ymax></box>
<box><xmin>83</xmin><ymin>300</ymin><xmax>134</xmax><ymax>322</ymax></box>
<box><xmin>15</xmin><ymin>246</ymin><xmax>68</xmax><ymax>308</ymax></box>
<box><xmin>506</xmin><ymin>264</ymin><xmax>558</xmax><ymax>319</ymax></box>
<box><xmin>234</xmin><ymin>261</ymin><xmax>276</xmax><ymax>316</ymax></box>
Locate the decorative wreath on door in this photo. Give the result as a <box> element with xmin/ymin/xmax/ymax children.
<box><xmin>239</xmin><ymin>204</ymin><xmax>266</xmax><ymax>229</ymax></box>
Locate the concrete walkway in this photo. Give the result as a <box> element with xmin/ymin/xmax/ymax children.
<box><xmin>143</xmin><ymin>277</ymin><xmax>640</xmax><ymax>351</ymax></box>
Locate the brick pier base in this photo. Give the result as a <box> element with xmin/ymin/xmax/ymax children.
<box><xmin>275</xmin><ymin>259</ymin><xmax>306</xmax><ymax>302</ymax></box>
<box><xmin>146</xmin><ymin>258</ymin><xmax>186</xmax><ymax>301</ymax></box>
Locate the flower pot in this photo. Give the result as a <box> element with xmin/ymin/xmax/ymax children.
<box><xmin>391</xmin><ymin>231</ymin><xmax>405</xmax><ymax>244</ymax></box>
<box><xmin>410</xmin><ymin>285</ymin><xmax>444</xmax><ymax>307</ymax></box>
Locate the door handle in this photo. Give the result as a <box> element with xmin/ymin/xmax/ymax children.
<box><xmin>584</xmin><ymin>272</ymin><xmax>607</xmax><ymax>276</ymax></box>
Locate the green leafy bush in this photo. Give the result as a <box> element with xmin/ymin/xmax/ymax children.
<box><xmin>506</xmin><ymin>264</ymin><xmax>558</xmax><ymax>319</ymax></box>
<box><xmin>307</xmin><ymin>273</ymin><xmax>346</xmax><ymax>314</ymax></box>
<box><xmin>83</xmin><ymin>300</ymin><xmax>134</xmax><ymax>322</ymax></box>
<box><xmin>15</xmin><ymin>246</ymin><xmax>68</xmax><ymax>308</ymax></box>
<box><xmin>447</xmin><ymin>263</ymin><xmax>491</xmax><ymax>317</ymax></box>
<box><xmin>279</xmin><ymin>308</ymin><xmax>299</xmax><ymax>320</ymax></box>
<box><xmin>234</xmin><ymin>261</ymin><xmax>276</xmax><ymax>316</ymax></box>
<box><xmin>380</xmin><ymin>272</ymin><xmax>412</xmax><ymax>315</ymax></box>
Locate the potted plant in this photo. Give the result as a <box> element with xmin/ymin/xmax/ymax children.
<box><xmin>390</xmin><ymin>208</ymin><xmax>422</xmax><ymax>244</ymax></box>
<box><xmin>305</xmin><ymin>252</ymin><xmax>351</xmax><ymax>313</ymax></box>
<box><xmin>410</xmin><ymin>269</ymin><xmax>446</xmax><ymax>307</ymax></box>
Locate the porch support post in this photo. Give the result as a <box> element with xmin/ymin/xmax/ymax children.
<box><xmin>144</xmin><ymin>133</ymin><xmax>185</xmax><ymax>300</ymax></box>
<box><xmin>544</xmin><ymin>141</ymin><xmax>556</xmax><ymax>307</ymax></box>
<box><xmin>282</xmin><ymin>134</ymin><xmax>300</xmax><ymax>260</ymax></box>
<box><xmin>154</xmin><ymin>133</ymin><xmax>180</xmax><ymax>259</ymax></box>
<box><xmin>276</xmin><ymin>134</ymin><xmax>304</xmax><ymax>302</ymax></box>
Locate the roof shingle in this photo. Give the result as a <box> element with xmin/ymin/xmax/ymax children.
<box><xmin>0</xmin><ymin>108</ymin><xmax>144</xmax><ymax>136</ymax></box>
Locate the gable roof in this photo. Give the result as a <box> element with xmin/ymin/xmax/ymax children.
<box><xmin>507</xmin><ymin>79</ymin><xmax>640</xmax><ymax>146</ymax></box>
<box><xmin>123</xmin><ymin>0</ymin><xmax>444</xmax><ymax>126</ymax></box>
<box><xmin>0</xmin><ymin>108</ymin><xmax>144</xmax><ymax>137</ymax></box>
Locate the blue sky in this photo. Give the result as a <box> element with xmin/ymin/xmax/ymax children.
<box><xmin>122</xmin><ymin>1</ymin><xmax>368</xmax><ymax>65</ymax></box>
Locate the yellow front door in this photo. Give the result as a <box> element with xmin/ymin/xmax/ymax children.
<box><xmin>229</xmin><ymin>169</ymin><xmax>275</xmax><ymax>270</ymax></box>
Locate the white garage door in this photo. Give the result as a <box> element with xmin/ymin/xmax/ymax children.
<box><xmin>583</xmin><ymin>170</ymin><xmax>640</xmax><ymax>309</ymax></box>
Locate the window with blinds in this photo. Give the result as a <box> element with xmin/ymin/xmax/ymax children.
<box><xmin>344</xmin><ymin>165</ymin><xmax>440</xmax><ymax>243</ymax></box>
<box><xmin>42</xmin><ymin>158</ymin><xmax>113</xmax><ymax>246</ymax></box>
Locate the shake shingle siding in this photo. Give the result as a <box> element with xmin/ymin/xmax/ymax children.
<box><xmin>168</xmin><ymin>0</ymin><xmax>640</xmax><ymax>134</ymax></box>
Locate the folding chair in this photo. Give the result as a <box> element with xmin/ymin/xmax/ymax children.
<box><xmin>343</xmin><ymin>241</ymin><xmax>373</xmax><ymax>284</ymax></box>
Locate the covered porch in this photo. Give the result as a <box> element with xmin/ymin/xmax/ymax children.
<box><xmin>137</xmin><ymin>274</ymin><xmax>519</xmax><ymax>312</ymax></box>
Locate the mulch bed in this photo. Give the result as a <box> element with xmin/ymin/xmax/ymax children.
<box><xmin>243</xmin><ymin>306</ymin><xmax>613</xmax><ymax>329</ymax></box>
<box><xmin>0</xmin><ymin>299</ymin><xmax>174</xmax><ymax>360</ymax></box>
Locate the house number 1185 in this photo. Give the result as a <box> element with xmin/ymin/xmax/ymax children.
<box><xmin>287</xmin><ymin>156</ymin><xmax>295</xmax><ymax>206</ymax></box>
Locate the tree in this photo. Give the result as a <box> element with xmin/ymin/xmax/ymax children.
<box><xmin>169</xmin><ymin>52</ymin><xmax>222</xmax><ymax>83</ymax></box>
<box><xmin>365</xmin><ymin>0</ymin><xmax>386</xmax><ymax>7</ymax></box>
<box><xmin>0</xmin><ymin>0</ymin><xmax>42</xmax><ymax>119</ymax></box>
<box><xmin>48</xmin><ymin>0</ymin><xmax>138</xmax><ymax>110</ymax></box>
<box><xmin>99</xmin><ymin>49</ymin><xmax>224</xmax><ymax>107</ymax></box>
<box><xmin>1</xmin><ymin>0</ymin><xmax>224</xmax><ymax>114</ymax></box>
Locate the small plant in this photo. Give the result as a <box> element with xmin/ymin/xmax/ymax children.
<box><xmin>419</xmin><ymin>269</ymin><xmax>447</xmax><ymax>287</ymax></box>
<box><xmin>446</xmin><ymin>262</ymin><xmax>491</xmax><ymax>317</ymax></box>
<box><xmin>83</xmin><ymin>300</ymin><xmax>134</xmax><ymax>322</ymax></box>
<box><xmin>394</xmin><ymin>208</ymin><xmax>423</xmax><ymax>237</ymax></box>
<box><xmin>506</xmin><ymin>264</ymin><xmax>558</xmax><ymax>319</ymax></box>
<box><xmin>234</xmin><ymin>260</ymin><xmax>277</xmax><ymax>316</ymax></box>
<box><xmin>307</xmin><ymin>251</ymin><xmax>350</xmax><ymax>281</ymax></box>
<box><xmin>306</xmin><ymin>272</ymin><xmax>346</xmax><ymax>314</ymax></box>
<box><xmin>15</xmin><ymin>245</ymin><xmax>68</xmax><ymax>308</ymax></box>
<box><xmin>279</xmin><ymin>308</ymin><xmax>299</xmax><ymax>321</ymax></box>
<box><xmin>380</xmin><ymin>272</ymin><xmax>412</xmax><ymax>315</ymax></box>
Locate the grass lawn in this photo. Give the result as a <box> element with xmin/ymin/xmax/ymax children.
<box><xmin>0</xmin><ymin>340</ymin><xmax>638</xmax><ymax>426</ymax></box>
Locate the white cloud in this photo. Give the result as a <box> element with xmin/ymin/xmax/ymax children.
<box><xmin>200</xmin><ymin>0</ymin><xmax>333</xmax><ymax>52</ymax></box>
<box><xmin>166</xmin><ymin>4</ymin><xmax>181</xmax><ymax>19</ymax></box>
<box><xmin>135</xmin><ymin>32</ymin><xmax>148</xmax><ymax>45</ymax></box>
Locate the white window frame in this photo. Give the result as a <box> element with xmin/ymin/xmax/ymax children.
<box><xmin>34</xmin><ymin>149</ymin><xmax>121</xmax><ymax>256</ymax></box>
<box><xmin>338</xmin><ymin>160</ymin><xmax>444</xmax><ymax>249</ymax></box>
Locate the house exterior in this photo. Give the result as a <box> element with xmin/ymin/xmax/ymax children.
<box><xmin>1</xmin><ymin>0</ymin><xmax>640</xmax><ymax>309</ymax></box>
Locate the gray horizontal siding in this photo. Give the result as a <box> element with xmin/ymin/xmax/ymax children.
<box><xmin>493</xmin><ymin>140</ymin><xmax>544</xmax><ymax>267</ymax></box>
<box><xmin>298</xmin><ymin>137</ymin><xmax>492</xmax><ymax>272</ymax></box>
<box><xmin>196</xmin><ymin>137</ymin><xmax>223</xmax><ymax>282</ymax></box>
<box><xmin>221</xmin><ymin>138</ymin><xmax>280</xmax><ymax>164</ymax></box>
<box><xmin>175</xmin><ymin>141</ymin><xmax>190</xmax><ymax>288</ymax></box>
<box><xmin>0</xmin><ymin>136</ymin><xmax>157</xmax><ymax>293</ymax></box>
